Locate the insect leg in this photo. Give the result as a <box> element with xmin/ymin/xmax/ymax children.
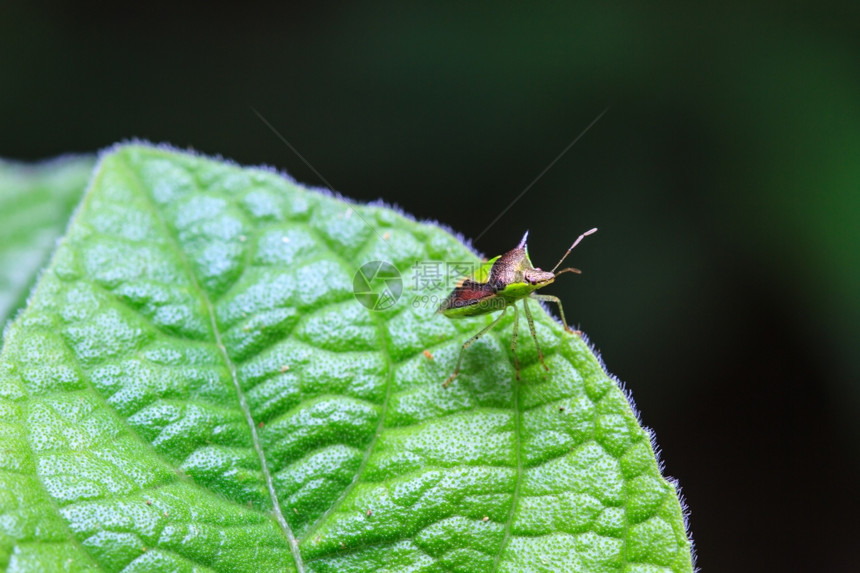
<box><xmin>530</xmin><ymin>293</ymin><xmax>572</xmax><ymax>333</ymax></box>
<box><xmin>443</xmin><ymin>307</ymin><xmax>509</xmax><ymax>388</ymax></box>
<box><xmin>522</xmin><ymin>298</ymin><xmax>548</xmax><ymax>371</ymax></box>
<box><xmin>510</xmin><ymin>302</ymin><xmax>520</xmax><ymax>380</ymax></box>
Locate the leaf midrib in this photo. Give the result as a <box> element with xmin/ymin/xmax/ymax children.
<box><xmin>123</xmin><ymin>155</ymin><xmax>305</xmax><ymax>572</ymax></box>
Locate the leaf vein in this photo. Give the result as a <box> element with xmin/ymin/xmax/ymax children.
<box><xmin>123</xmin><ymin>156</ymin><xmax>305</xmax><ymax>572</ymax></box>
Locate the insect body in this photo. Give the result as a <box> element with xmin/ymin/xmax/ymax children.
<box><xmin>438</xmin><ymin>228</ymin><xmax>597</xmax><ymax>387</ymax></box>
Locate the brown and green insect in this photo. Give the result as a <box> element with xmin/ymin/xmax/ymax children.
<box><xmin>438</xmin><ymin>228</ymin><xmax>597</xmax><ymax>387</ymax></box>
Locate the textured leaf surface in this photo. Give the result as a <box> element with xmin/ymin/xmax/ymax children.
<box><xmin>0</xmin><ymin>156</ymin><xmax>95</xmax><ymax>335</ymax></box>
<box><xmin>0</xmin><ymin>144</ymin><xmax>692</xmax><ymax>572</ymax></box>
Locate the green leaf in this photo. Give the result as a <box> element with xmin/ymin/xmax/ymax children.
<box><xmin>0</xmin><ymin>144</ymin><xmax>692</xmax><ymax>572</ymax></box>
<box><xmin>0</xmin><ymin>156</ymin><xmax>95</xmax><ymax>336</ymax></box>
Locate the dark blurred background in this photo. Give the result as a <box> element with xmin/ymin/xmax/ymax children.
<box><xmin>2</xmin><ymin>2</ymin><xmax>859</xmax><ymax>570</ymax></box>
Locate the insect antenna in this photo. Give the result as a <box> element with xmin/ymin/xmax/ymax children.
<box><xmin>550</xmin><ymin>228</ymin><xmax>598</xmax><ymax>274</ymax></box>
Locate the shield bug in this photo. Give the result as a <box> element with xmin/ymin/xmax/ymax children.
<box><xmin>438</xmin><ymin>228</ymin><xmax>597</xmax><ymax>387</ymax></box>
